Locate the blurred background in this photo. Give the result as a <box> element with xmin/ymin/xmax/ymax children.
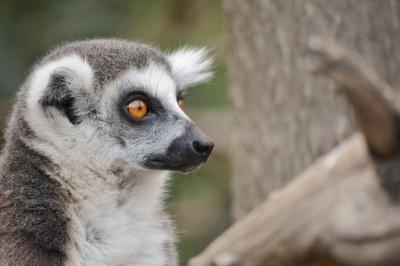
<box><xmin>3</xmin><ymin>0</ymin><xmax>400</xmax><ymax>265</ymax></box>
<box><xmin>0</xmin><ymin>0</ymin><xmax>230</xmax><ymax>264</ymax></box>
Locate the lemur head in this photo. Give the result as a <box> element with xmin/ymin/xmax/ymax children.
<box><xmin>17</xmin><ymin>39</ymin><xmax>214</xmax><ymax>173</ymax></box>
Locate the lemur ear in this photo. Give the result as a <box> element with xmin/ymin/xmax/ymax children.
<box><xmin>29</xmin><ymin>54</ymin><xmax>93</xmax><ymax>125</ymax></box>
<box><xmin>39</xmin><ymin>68</ymin><xmax>81</xmax><ymax>124</ymax></box>
<box><xmin>167</xmin><ymin>47</ymin><xmax>214</xmax><ymax>90</ymax></box>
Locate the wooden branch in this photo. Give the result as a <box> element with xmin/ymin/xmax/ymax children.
<box><xmin>189</xmin><ymin>39</ymin><xmax>400</xmax><ymax>266</ymax></box>
<box><xmin>306</xmin><ymin>38</ymin><xmax>400</xmax><ymax>159</ymax></box>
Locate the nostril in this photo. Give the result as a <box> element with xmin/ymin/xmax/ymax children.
<box><xmin>192</xmin><ymin>140</ymin><xmax>214</xmax><ymax>157</ymax></box>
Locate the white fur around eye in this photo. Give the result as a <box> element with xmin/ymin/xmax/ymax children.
<box><xmin>167</xmin><ymin>47</ymin><xmax>214</xmax><ymax>90</ymax></box>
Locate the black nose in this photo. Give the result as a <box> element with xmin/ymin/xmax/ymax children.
<box><xmin>192</xmin><ymin>139</ymin><xmax>214</xmax><ymax>158</ymax></box>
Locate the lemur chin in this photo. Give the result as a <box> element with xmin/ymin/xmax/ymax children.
<box><xmin>0</xmin><ymin>39</ymin><xmax>214</xmax><ymax>266</ymax></box>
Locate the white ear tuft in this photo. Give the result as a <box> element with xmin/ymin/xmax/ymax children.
<box><xmin>167</xmin><ymin>47</ymin><xmax>214</xmax><ymax>89</ymax></box>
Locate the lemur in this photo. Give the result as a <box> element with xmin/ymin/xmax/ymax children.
<box><xmin>0</xmin><ymin>39</ymin><xmax>214</xmax><ymax>266</ymax></box>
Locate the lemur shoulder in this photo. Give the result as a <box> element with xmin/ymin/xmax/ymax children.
<box><xmin>0</xmin><ymin>39</ymin><xmax>214</xmax><ymax>266</ymax></box>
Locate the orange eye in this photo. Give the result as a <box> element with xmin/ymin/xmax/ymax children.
<box><xmin>127</xmin><ymin>100</ymin><xmax>148</xmax><ymax>119</ymax></box>
<box><xmin>178</xmin><ymin>99</ymin><xmax>184</xmax><ymax>111</ymax></box>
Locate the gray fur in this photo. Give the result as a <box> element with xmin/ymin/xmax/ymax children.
<box><xmin>41</xmin><ymin>39</ymin><xmax>169</xmax><ymax>87</ymax></box>
<box><xmin>0</xmin><ymin>129</ymin><xmax>69</xmax><ymax>266</ymax></box>
<box><xmin>0</xmin><ymin>39</ymin><xmax>213</xmax><ymax>265</ymax></box>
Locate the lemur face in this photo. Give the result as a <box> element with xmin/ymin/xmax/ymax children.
<box><xmin>24</xmin><ymin>40</ymin><xmax>214</xmax><ymax>173</ymax></box>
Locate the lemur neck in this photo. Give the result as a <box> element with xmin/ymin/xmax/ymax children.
<box><xmin>53</xmin><ymin>155</ymin><xmax>170</xmax><ymax>210</ymax></box>
<box><xmin>26</xmin><ymin>135</ymin><xmax>170</xmax><ymax>213</ymax></box>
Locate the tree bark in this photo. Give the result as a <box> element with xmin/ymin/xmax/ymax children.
<box><xmin>224</xmin><ymin>0</ymin><xmax>400</xmax><ymax>219</ymax></box>
<box><xmin>189</xmin><ymin>37</ymin><xmax>400</xmax><ymax>266</ymax></box>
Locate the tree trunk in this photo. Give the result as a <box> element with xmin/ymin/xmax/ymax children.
<box><xmin>224</xmin><ymin>0</ymin><xmax>400</xmax><ymax>219</ymax></box>
<box><xmin>190</xmin><ymin>38</ymin><xmax>400</xmax><ymax>266</ymax></box>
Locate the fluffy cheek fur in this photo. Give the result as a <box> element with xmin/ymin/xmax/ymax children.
<box><xmin>72</xmin><ymin>124</ymin><xmax>129</xmax><ymax>169</ymax></box>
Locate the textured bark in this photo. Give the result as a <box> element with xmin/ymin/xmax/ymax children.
<box><xmin>189</xmin><ymin>37</ymin><xmax>400</xmax><ymax>266</ymax></box>
<box><xmin>224</xmin><ymin>0</ymin><xmax>400</xmax><ymax>219</ymax></box>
